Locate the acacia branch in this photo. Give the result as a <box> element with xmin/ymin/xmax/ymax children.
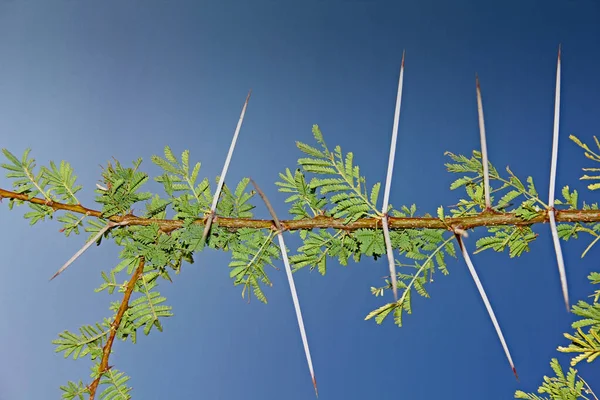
<box><xmin>88</xmin><ymin>257</ymin><xmax>145</xmax><ymax>399</ymax></box>
<box><xmin>2</xmin><ymin>187</ymin><xmax>600</xmax><ymax>233</ymax></box>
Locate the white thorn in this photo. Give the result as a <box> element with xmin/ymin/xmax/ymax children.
<box><xmin>456</xmin><ymin>235</ymin><xmax>518</xmax><ymax>380</ymax></box>
<box><xmin>548</xmin><ymin>45</ymin><xmax>569</xmax><ymax>311</ymax></box>
<box><xmin>381</xmin><ymin>51</ymin><xmax>405</xmax><ymax>300</ymax></box>
<box><xmin>200</xmin><ymin>90</ymin><xmax>252</xmax><ymax>246</ymax></box>
<box><xmin>475</xmin><ymin>75</ymin><xmax>491</xmax><ymax>209</ymax></box>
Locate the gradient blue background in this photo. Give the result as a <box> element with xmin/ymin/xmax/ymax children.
<box><xmin>1</xmin><ymin>1</ymin><xmax>599</xmax><ymax>399</ymax></box>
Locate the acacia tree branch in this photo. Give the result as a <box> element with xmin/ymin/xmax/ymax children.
<box><xmin>2</xmin><ymin>187</ymin><xmax>600</xmax><ymax>232</ymax></box>
<box><xmin>88</xmin><ymin>257</ymin><xmax>145</xmax><ymax>400</ymax></box>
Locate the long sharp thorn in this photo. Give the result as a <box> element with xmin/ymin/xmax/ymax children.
<box><xmin>550</xmin><ymin>211</ymin><xmax>569</xmax><ymax>310</ymax></box>
<box><xmin>547</xmin><ymin>45</ymin><xmax>569</xmax><ymax>311</ymax></box>
<box><xmin>50</xmin><ymin>221</ymin><xmax>120</xmax><ymax>281</ymax></box>
<box><xmin>475</xmin><ymin>75</ymin><xmax>491</xmax><ymax>209</ymax></box>
<box><xmin>382</xmin><ymin>50</ymin><xmax>405</xmax><ymax>300</ymax></box>
<box><xmin>250</xmin><ymin>179</ymin><xmax>318</xmax><ymax>396</ymax></box>
<box><xmin>199</xmin><ymin>90</ymin><xmax>252</xmax><ymax>248</ymax></box>
<box><xmin>455</xmin><ymin>234</ymin><xmax>518</xmax><ymax>380</ymax></box>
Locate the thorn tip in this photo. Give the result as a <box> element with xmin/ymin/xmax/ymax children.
<box><xmin>558</xmin><ymin>44</ymin><xmax>562</xmax><ymax>60</ymax></box>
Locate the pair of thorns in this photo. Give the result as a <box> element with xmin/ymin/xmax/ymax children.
<box><xmin>379</xmin><ymin>46</ymin><xmax>565</xmax><ymax>383</ymax></box>
<box><xmin>50</xmin><ymin>45</ymin><xmax>567</xmax><ymax>395</ymax></box>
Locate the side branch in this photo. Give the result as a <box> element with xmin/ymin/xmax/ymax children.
<box><xmin>88</xmin><ymin>257</ymin><xmax>145</xmax><ymax>399</ymax></box>
<box><xmin>2</xmin><ymin>187</ymin><xmax>600</xmax><ymax>232</ymax></box>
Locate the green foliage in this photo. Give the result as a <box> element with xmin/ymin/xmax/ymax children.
<box><xmin>53</xmin><ymin>322</ymin><xmax>109</xmax><ymax>360</ymax></box>
<box><xmin>96</xmin><ymin>368</ymin><xmax>132</xmax><ymax>400</ymax></box>
<box><xmin>288</xmin><ymin>125</ymin><xmax>382</xmax><ymax>222</ymax></box>
<box><xmin>124</xmin><ymin>273</ymin><xmax>174</xmax><ymax>337</ymax></box>
<box><xmin>290</xmin><ymin>229</ymin><xmax>359</xmax><ymax>275</ymax></box>
<box><xmin>444</xmin><ymin>150</ymin><xmax>544</xmax><ymax>258</ymax></box>
<box><xmin>446</xmin><ymin>150</ymin><xmax>545</xmax><ymax>211</ymax></box>
<box><xmin>43</xmin><ymin>160</ymin><xmax>83</xmax><ymax>204</ymax></box>
<box><xmin>60</xmin><ymin>380</ymin><xmax>88</xmax><ymax>400</ymax></box>
<box><xmin>1</xmin><ymin>146</ymin><xmax>269</xmax><ymax>396</ymax></box>
<box><xmin>276</xmin><ymin>167</ymin><xmax>327</xmax><ymax>219</ymax></box>
<box><xmin>557</xmin><ymin>273</ymin><xmax>600</xmax><ymax>366</ymax></box>
<box><xmin>1</xmin><ymin>148</ymin><xmax>85</xmax><ymax>227</ymax></box>
<box><xmin>2</xmin><ymin>148</ymin><xmax>56</xmax><ymax>200</ymax></box>
<box><xmin>96</xmin><ymin>158</ymin><xmax>152</xmax><ymax>218</ymax></box>
<box><xmin>3</xmin><ymin>130</ymin><xmax>600</xmax><ymax>397</ymax></box>
<box><xmin>229</xmin><ymin>229</ymin><xmax>280</xmax><ymax>303</ymax></box>
<box><xmin>516</xmin><ymin>254</ymin><xmax>600</xmax><ymax>399</ymax></box>
<box><xmin>277</xmin><ymin>125</ymin><xmax>387</xmax><ymax>277</ymax></box>
<box><xmin>555</xmin><ymin>136</ymin><xmax>600</xmax><ymax>257</ymax></box>
<box><xmin>278</xmin><ymin>127</ymin><xmax>459</xmax><ymax>327</ymax></box>
<box><xmin>446</xmin><ymin>146</ymin><xmax>600</xmax><ymax>263</ymax></box>
<box><xmin>475</xmin><ymin>226</ymin><xmax>538</xmax><ymax>258</ymax></box>
<box><xmin>365</xmin><ymin>235</ymin><xmax>455</xmax><ymax>327</ymax></box>
<box><xmin>514</xmin><ymin>359</ymin><xmax>586</xmax><ymax>400</ymax></box>
<box><xmin>571</xmin><ymin>134</ymin><xmax>600</xmax><ymax>191</ymax></box>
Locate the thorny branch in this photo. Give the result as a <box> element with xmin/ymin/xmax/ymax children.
<box><xmin>88</xmin><ymin>257</ymin><xmax>145</xmax><ymax>400</ymax></box>
<box><xmin>2</xmin><ymin>187</ymin><xmax>600</xmax><ymax>233</ymax></box>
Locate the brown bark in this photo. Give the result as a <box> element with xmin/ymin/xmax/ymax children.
<box><xmin>88</xmin><ymin>257</ymin><xmax>145</xmax><ymax>399</ymax></box>
<box><xmin>2</xmin><ymin>187</ymin><xmax>599</xmax><ymax>233</ymax></box>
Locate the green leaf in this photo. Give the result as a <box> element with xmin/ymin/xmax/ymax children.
<box><xmin>53</xmin><ymin>323</ymin><xmax>108</xmax><ymax>360</ymax></box>
<box><xmin>59</xmin><ymin>380</ymin><xmax>88</xmax><ymax>400</ymax></box>
<box><xmin>370</xmin><ymin>182</ymin><xmax>381</xmax><ymax>208</ymax></box>
<box><xmin>296</xmin><ymin>142</ymin><xmax>326</xmax><ymax>158</ymax></box>
<box><xmin>354</xmin><ymin>228</ymin><xmax>385</xmax><ymax>257</ymax></box>
<box><xmin>99</xmin><ymin>368</ymin><xmax>132</xmax><ymax>400</ymax></box>
<box><xmin>437</xmin><ymin>206</ymin><xmax>444</xmax><ymax>220</ymax></box>
<box><xmin>364</xmin><ymin>302</ymin><xmax>396</xmax><ymax>325</ymax></box>
<box><xmin>514</xmin><ymin>358</ymin><xmax>586</xmax><ymax>399</ymax></box>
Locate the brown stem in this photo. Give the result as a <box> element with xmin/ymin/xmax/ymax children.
<box><xmin>2</xmin><ymin>187</ymin><xmax>600</xmax><ymax>233</ymax></box>
<box><xmin>88</xmin><ymin>257</ymin><xmax>145</xmax><ymax>399</ymax></box>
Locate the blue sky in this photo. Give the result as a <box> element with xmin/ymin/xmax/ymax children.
<box><xmin>1</xmin><ymin>1</ymin><xmax>600</xmax><ymax>399</ymax></box>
